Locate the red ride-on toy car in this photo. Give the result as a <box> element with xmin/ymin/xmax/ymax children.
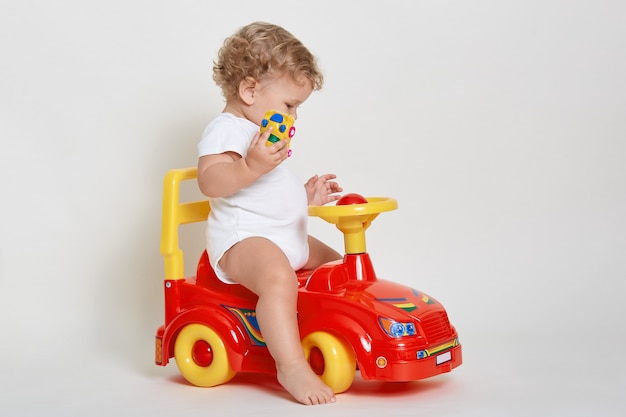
<box><xmin>155</xmin><ymin>167</ymin><xmax>462</xmax><ymax>394</ymax></box>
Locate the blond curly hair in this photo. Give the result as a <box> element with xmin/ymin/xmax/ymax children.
<box><xmin>213</xmin><ymin>22</ymin><xmax>324</xmax><ymax>100</ymax></box>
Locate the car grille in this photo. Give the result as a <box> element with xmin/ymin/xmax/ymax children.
<box><xmin>420</xmin><ymin>311</ymin><xmax>452</xmax><ymax>341</ymax></box>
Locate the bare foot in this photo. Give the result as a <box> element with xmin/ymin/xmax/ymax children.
<box><xmin>276</xmin><ymin>362</ymin><xmax>336</xmax><ymax>405</ymax></box>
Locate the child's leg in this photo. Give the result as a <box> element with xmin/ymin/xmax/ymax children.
<box><xmin>219</xmin><ymin>237</ymin><xmax>336</xmax><ymax>405</ymax></box>
<box><xmin>303</xmin><ymin>235</ymin><xmax>343</xmax><ymax>269</ymax></box>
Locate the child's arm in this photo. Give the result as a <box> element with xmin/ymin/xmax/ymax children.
<box><xmin>197</xmin><ymin>128</ymin><xmax>289</xmax><ymax>198</ymax></box>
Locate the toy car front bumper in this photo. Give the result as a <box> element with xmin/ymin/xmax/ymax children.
<box><xmin>362</xmin><ymin>338</ymin><xmax>462</xmax><ymax>381</ymax></box>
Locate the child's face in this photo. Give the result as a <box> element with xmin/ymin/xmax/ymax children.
<box><xmin>246</xmin><ymin>74</ymin><xmax>313</xmax><ymax>126</ymax></box>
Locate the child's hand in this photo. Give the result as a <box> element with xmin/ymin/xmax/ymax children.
<box><xmin>305</xmin><ymin>174</ymin><xmax>343</xmax><ymax>206</ymax></box>
<box><xmin>244</xmin><ymin>127</ymin><xmax>289</xmax><ymax>176</ymax></box>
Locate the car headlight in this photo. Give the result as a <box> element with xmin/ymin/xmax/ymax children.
<box><xmin>379</xmin><ymin>317</ymin><xmax>417</xmax><ymax>337</ymax></box>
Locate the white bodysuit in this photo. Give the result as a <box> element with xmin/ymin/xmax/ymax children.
<box><xmin>198</xmin><ymin>113</ymin><xmax>309</xmax><ymax>283</ymax></box>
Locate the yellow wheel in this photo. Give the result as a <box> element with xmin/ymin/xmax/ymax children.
<box><xmin>174</xmin><ymin>323</ymin><xmax>236</xmax><ymax>387</ymax></box>
<box><xmin>302</xmin><ymin>331</ymin><xmax>356</xmax><ymax>394</ymax></box>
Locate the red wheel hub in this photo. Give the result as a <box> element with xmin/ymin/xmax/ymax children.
<box><xmin>308</xmin><ymin>347</ymin><xmax>325</xmax><ymax>375</ymax></box>
<box><xmin>192</xmin><ymin>340</ymin><xmax>213</xmax><ymax>367</ymax></box>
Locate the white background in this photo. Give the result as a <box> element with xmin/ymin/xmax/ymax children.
<box><xmin>1</xmin><ymin>1</ymin><xmax>625</xmax><ymax>416</ymax></box>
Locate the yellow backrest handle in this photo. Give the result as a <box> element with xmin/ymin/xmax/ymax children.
<box><xmin>160</xmin><ymin>167</ymin><xmax>210</xmax><ymax>280</ymax></box>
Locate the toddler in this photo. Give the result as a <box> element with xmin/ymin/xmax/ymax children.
<box><xmin>197</xmin><ymin>21</ymin><xmax>343</xmax><ymax>405</ymax></box>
